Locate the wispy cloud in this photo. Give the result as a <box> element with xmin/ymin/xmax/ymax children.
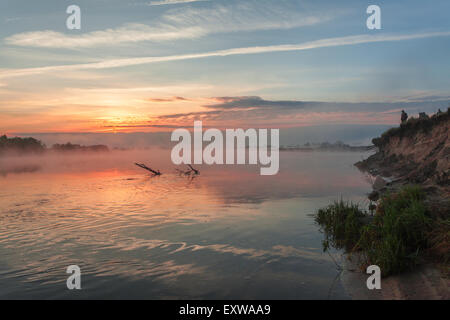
<box><xmin>4</xmin><ymin>17</ymin><xmax>23</xmax><ymax>23</ymax></box>
<box><xmin>148</xmin><ymin>0</ymin><xmax>208</xmax><ymax>5</ymax></box>
<box><xmin>202</xmin><ymin>96</ymin><xmax>450</xmax><ymax>113</ymax></box>
<box><xmin>161</xmin><ymin>1</ymin><xmax>333</xmax><ymax>34</ymax></box>
<box><xmin>2</xmin><ymin>31</ymin><xmax>450</xmax><ymax>79</ymax></box>
<box><xmin>147</xmin><ymin>96</ymin><xmax>188</xmax><ymax>102</ymax></box>
<box><xmin>144</xmin><ymin>95</ymin><xmax>449</xmax><ymax>128</ymax></box>
<box><xmin>4</xmin><ymin>24</ymin><xmax>205</xmax><ymax>48</ymax></box>
<box><xmin>4</xmin><ymin>2</ymin><xmax>332</xmax><ymax>48</ymax></box>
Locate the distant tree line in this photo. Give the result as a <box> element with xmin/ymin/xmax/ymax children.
<box><xmin>0</xmin><ymin>135</ymin><xmax>45</xmax><ymax>154</ymax></box>
<box><xmin>280</xmin><ymin>140</ymin><xmax>372</xmax><ymax>151</ymax></box>
<box><xmin>51</xmin><ymin>142</ymin><xmax>109</xmax><ymax>152</ymax></box>
<box><xmin>0</xmin><ymin>135</ymin><xmax>108</xmax><ymax>155</ymax></box>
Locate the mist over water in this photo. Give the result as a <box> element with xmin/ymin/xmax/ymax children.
<box><xmin>0</xmin><ymin>149</ymin><xmax>372</xmax><ymax>299</ymax></box>
<box><xmin>17</xmin><ymin>124</ymin><xmax>390</xmax><ymax>150</ymax></box>
<box><xmin>0</xmin><ymin>149</ymin><xmax>169</xmax><ymax>176</ymax></box>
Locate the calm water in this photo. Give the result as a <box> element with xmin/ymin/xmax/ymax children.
<box><xmin>0</xmin><ymin>150</ymin><xmax>372</xmax><ymax>299</ymax></box>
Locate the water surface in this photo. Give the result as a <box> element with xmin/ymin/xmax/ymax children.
<box><xmin>0</xmin><ymin>150</ymin><xmax>372</xmax><ymax>299</ymax></box>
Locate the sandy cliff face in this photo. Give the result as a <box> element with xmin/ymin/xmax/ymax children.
<box><xmin>352</xmin><ymin>113</ymin><xmax>449</xmax><ymax>295</ymax></box>
<box><xmin>356</xmin><ymin>111</ymin><xmax>449</xmax><ymax>205</ymax></box>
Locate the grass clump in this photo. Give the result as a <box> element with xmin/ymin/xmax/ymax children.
<box><xmin>316</xmin><ymin>186</ymin><xmax>437</xmax><ymax>277</ymax></box>
<box><xmin>315</xmin><ymin>200</ymin><xmax>366</xmax><ymax>252</ymax></box>
<box><xmin>358</xmin><ymin>186</ymin><xmax>430</xmax><ymax>276</ymax></box>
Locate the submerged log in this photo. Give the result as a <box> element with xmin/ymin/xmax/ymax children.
<box><xmin>134</xmin><ymin>163</ymin><xmax>161</xmax><ymax>175</ymax></box>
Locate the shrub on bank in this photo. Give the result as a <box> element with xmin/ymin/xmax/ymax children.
<box><xmin>315</xmin><ymin>186</ymin><xmax>446</xmax><ymax>277</ymax></box>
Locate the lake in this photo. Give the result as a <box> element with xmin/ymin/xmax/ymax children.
<box><xmin>0</xmin><ymin>149</ymin><xmax>372</xmax><ymax>299</ymax></box>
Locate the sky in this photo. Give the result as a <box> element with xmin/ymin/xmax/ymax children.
<box><xmin>0</xmin><ymin>0</ymin><xmax>449</xmax><ymax>139</ymax></box>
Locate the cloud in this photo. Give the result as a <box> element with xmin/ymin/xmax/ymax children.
<box><xmin>401</xmin><ymin>94</ymin><xmax>450</xmax><ymax>102</ymax></box>
<box><xmin>4</xmin><ymin>23</ymin><xmax>206</xmax><ymax>48</ymax></box>
<box><xmin>157</xmin><ymin>110</ymin><xmax>223</xmax><ymax>119</ymax></box>
<box><xmin>203</xmin><ymin>96</ymin><xmax>450</xmax><ymax>113</ymax></box>
<box><xmin>102</xmin><ymin>124</ymin><xmax>191</xmax><ymax>128</ymax></box>
<box><xmin>147</xmin><ymin>96</ymin><xmax>188</xmax><ymax>102</ymax></box>
<box><xmin>148</xmin><ymin>0</ymin><xmax>208</xmax><ymax>5</ymax></box>
<box><xmin>5</xmin><ymin>2</ymin><xmax>332</xmax><ymax>48</ymax></box>
<box><xmin>146</xmin><ymin>95</ymin><xmax>450</xmax><ymax>128</ymax></box>
<box><xmin>4</xmin><ymin>17</ymin><xmax>23</xmax><ymax>23</ymax></box>
<box><xmin>205</xmin><ymin>96</ymin><xmax>316</xmax><ymax>110</ymax></box>
<box><xmin>2</xmin><ymin>31</ymin><xmax>450</xmax><ymax>79</ymax></box>
<box><xmin>161</xmin><ymin>1</ymin><xmax>333</xmax><ymax>34</ymax></box>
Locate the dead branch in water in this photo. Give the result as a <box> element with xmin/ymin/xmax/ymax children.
<box><xmin>174</xmin><ymin>165</ymin><xmax>200</xmax><ymax>176</ymax></box>
<box><xmin>175</xmin><ymin>168</ymin><xmax>189</xmax><ymax>175</ymax></box>
<box><xmin>135</xmin><ymin>163</ymin><xmax>161</xmax><ymax>175</ymax></box>
<box><xmin>187</xmin><ymin>164</ymin><xmax>200</xmax><ymax>175</ymax></box>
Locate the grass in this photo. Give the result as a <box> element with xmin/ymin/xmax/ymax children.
<box><xmin>315</xmin><ymin>199</ymin><xmax>366</xmax><ymax>252</ymax></box>
<box><xmin>358</xmin><ymin>186</ymin><xmax>430</xmax><ymax>276</ymax></box>
<box><xmin>315</xmin><ymin>186</ymin><xmax>447</xmax><ymax>277</ymax></box>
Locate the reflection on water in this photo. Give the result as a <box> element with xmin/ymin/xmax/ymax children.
<box><xmin>0</xmin><ymin>150</ymin><xmax>372</xmax><ymax>299</ymax></box>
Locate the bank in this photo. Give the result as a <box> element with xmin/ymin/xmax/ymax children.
<box><xmin>316</xmin><ymin>109</ymin><xmax>449</xmax><ymax>299</ymax></box>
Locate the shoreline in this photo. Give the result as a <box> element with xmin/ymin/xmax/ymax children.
<box><xmin>340</xmin><ymin>255</ymin><xmax>449</xmax><ymax>300</ymax></box>
<box><xmin>328</xmin><ymin>111</ymin><xmax>449</xmax><ymax>299</ymax></box>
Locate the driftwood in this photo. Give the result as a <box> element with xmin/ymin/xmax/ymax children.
<box><xmin>175</xmin><ymin>168</ymin><xmax>189</xmax><ymax>175</ymax></box>
<box><xmin>187</xmin><ymin>164</ymin><xmax>200</xmax><ymax>175</ymax></box>
<box><xmin>135</xmin><ymin>163</ymin><xmax>161</xmax><ymax>175</ymax></box>
<box><xmin>175</xmin><ymin>164</ymin><xmax>200</xmax><ymax>176</ymax></box>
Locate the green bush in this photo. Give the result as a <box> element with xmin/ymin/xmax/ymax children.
<box><xmin>315</xmin><ymin>200</ymin><xmax>366</xmax><ymax>252</ymax></box>
<box><xmin>316</xmin><ymin>186</ymin><xmax>433</xmax><ymax>276</ymax></box>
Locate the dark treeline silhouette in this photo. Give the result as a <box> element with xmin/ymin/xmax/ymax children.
<box><xmin>52</xmin><ymin>142</ymin><xmax>109</xmax><ymax>152</ymax></box>
<box><xmin>280</xmin><ymin>140</ymin><xmax>373</xmax><ymax>152</ymax></box>
<box><xmin>0</xmin><ymin>135</ymin><xmax>109</xmax><ymax>155</ymax></box>
<box><xmin>0</xmin><ymin>135</ymin><xmax>45</xmax><ymax>155</ymax></box>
